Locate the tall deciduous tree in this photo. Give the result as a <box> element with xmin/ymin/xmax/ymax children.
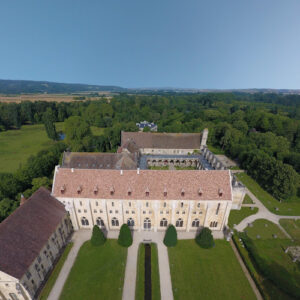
<box><xmin>196</xmin><ymin>227</ymin><xmax>214</xmax><ymax>249</ymax></box>
<box><xmin>43</xmin><ymin>108</ymin><xmax>58</xmax><ymax>140</ymax></box>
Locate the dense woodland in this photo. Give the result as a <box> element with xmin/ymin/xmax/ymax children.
<box><xmin>1</xmin><ymin>92</ymin><xmax>300</xmax><ymax>221</ymax></box>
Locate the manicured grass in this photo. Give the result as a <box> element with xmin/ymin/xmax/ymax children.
<box><xmin>245</xmin><ymin>219</ymin><xmax>287</xmax><ymax>240</ymax></box>
<box><xmin>243</xmin><ymin>194</ymin><xmax>254</xmax><ymax>204</ymax></box>
<box><xmin>38</xmin><ymin>243</ymin><xmax>73</xmax><ymax>300</ymax></box>
<box><xmin>168</xmin><ymin>240</ymin><xmax>256</xmax><ymax>300</ymax></box>
<box><xmin>279</xmin><ymin>219</ymin><xmax>300</xmax><ymax>241</ymax></box>
<box><xmin>136</xmin><ymin>243</ymin><xmax>160</xmax><ymax>300</ymax></box>
<box><xmin>60</xmin><ymin>240</ymin><xmax>127</xmax><ymax>300</ymax></box>
<box><xmin>228</xmin><ymin>207</ymin><xmax>258</xmax><ymax>228</ymax></box>
<box><xmin>149</xmin><ymin>166</ymin><xmax>169</xmax><ymax>170</ymax></box>
<box><xmin>174</xmin><ymin>166</ymin><xmax>197</xmax><ymax>170</ymax></box>
<box><xmin>236</xmin><ymin>173</ymin><xmax>300</xmax><ymax>216</ymax></box>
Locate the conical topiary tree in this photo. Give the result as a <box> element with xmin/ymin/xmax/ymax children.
<box><xmin>118</xmin><ymin>224</ymin><xmax>133</xmax><ymax>247</ymax></box>
<box><xmin>163</xmin><ymin>225</ymin><xmax>177</xmax><ymax>247</ymax></box>
<box><xmin>91</xmin><ymin>225</ymin><xmax>106</xmax><ymax>246</ymax></box>
<box><xmin>196</xmin><ymin>227</ymin><xmax>214</xmax><ymax>249</ymax></box>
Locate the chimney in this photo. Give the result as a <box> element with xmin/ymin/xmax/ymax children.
<box><xmin>120</xmin><ymin>170</ymin><xmax>123</xmax><ymax>175</ymax></box>
<box><xmin>71</xmin><ymin>168</ymin><xmax>74</xmax><ymax>173</ymax></box>
<box><xmin>137</xmin><ymin>168</ymin><xmax>140</xmax><ymax>175</ymax></box>
<box><xmin>20</xmin><ymin>194</ymin><xmax>27</xmax><ymax>205</ymax></box>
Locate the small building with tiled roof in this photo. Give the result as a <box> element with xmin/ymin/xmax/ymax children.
<box><xmin>121</xmin><ymin>131</ymin><xmax>205</xmax><ymax>155</ymax></box>
<box><xmin>52</xmin><ymin>167</ymin><xmax>236</xmax><ymax>233</ymax></box>
<box><xmin>0</xmin><ymin>188</ymin><xmax>72</xmax><ymax>300</ymax></box>
<box><xmin>61</xmin><ymin>151</ymin><xmax>138</xmax><ymax>170</ymax></box>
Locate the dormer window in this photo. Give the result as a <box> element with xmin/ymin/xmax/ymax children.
<box><xmin>181</xmin><ymin>188</ymin><xmax>185</xmax><ymax>197</ymax></box>
<box><xmin>198</xmin><ymin>188</ymin><xmax>203</xmax><ymax>196</ymax></box>
<box><xmin>93</xmin><ymin>186</ymin><xmax>98</xmax><ymax>195</ymax></box>
<box><xmin>60</xmin><ymin>185</ymin><xmax>66</xmax><ymax>194</ymax></box>
<box><xmin>180</xmin><ymin>202</ymin><xmax>184</xmax><ymax>208</ymax></box>
<box><xmin>128</xmin><ymin>187</ymin><xmax>132</xmax><ymax>196</ymax></box>
<box><xmin>163</xmin><ymin>186</ymin><xmax>167</xmax><ymax>197</ymax></box>
<box><xmin>218</xmin><ymin>188</ymin><xmax>223</xmax><ymax>197</ymax></box>
<box><xmin>110</xmin><ymin>186</ymin><xmax>115</xmax><ymax>195</ymax></box>
<box><xmin>77</xmin><ymin>186</ymin><xmax>82</xmax><ymax>194</ymax></box>
<box><xmin>145</xmin><ymin>187</ymin><xmax>150</xmax><ymax>197</ymax></box>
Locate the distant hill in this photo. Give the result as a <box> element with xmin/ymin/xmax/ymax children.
<box><xmin>0</xmin><ymin>79</ymin><xmax>299</xmax><ymax>95</ymax></box>
<box><xmin>0</xmin><ymin>79</ymin><xmax>126</xmax><ymax>94</ymax></box>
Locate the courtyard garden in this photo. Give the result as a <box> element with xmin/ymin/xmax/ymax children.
<box><xmin>168</xmin><ymin>239</ymin><xmax>256</xmax><ymax>300</ymax></box>
<box><xmin>135</xmin><ymin>243</ymin><xmax>160</xmax><ymax>300</ymax></box>
<box><xmin>235</xmin><ymin>219</ymin><xmax>300</xmax><ymax>299</ymax></box>
<box><xmin>228</xmin><ymin>206</ymin><xmax>258</xmax><ymax>228</ymax></box>
<box><xmin>59</xmin><ymin>240</ymin><xmax>127</xmax><ymax>300</ymax></box>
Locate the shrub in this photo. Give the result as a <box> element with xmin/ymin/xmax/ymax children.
<box><xmin>91</xmin><ymin>225</ymin><xmax>106</xmax><ymax>246</ymax></box>
<box><xmin>118</xmin><ymin>224</ymin><xmax>133</xmax><ymax>247</ymax></box>
<box><xmin>163</xmin><ymin>225</ymin><xmax>177</xmax><ymax>247</ymax></box>
<box><xmin>196</xmin><ymin>227</ymin><xmax>214</xmax><ymax>249</ymax></box>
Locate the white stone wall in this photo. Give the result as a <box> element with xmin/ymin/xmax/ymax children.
<box><xmin>56</xmin><ymin>197</ymin><xmax>232</xmax><ymax>233</ymax></box>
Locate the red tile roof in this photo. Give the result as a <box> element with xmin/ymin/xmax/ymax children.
<box><xmin>121</xmin><ymin>131</ymin><xmax>202</xmax><ymax>149</ymax></box>
<box><xmin>52</xmin><ymin>168</ymin><xmax>232</xmax><ymax>201</ymax></box>
<box><xmin>0</xmin><ymin>188</ymin><xmax>66</xmax><ymax>279</ymax></box>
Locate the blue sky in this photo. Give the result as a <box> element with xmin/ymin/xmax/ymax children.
<box><xmin>0</xmin><ymin>0</ymin><xmax>299</xmax><ymax>89</ymax></box>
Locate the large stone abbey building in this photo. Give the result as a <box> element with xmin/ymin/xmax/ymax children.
<box><xmin>0</xmin><ymin>130</ymin><xmax>245</xmax><ymax>300</ymax></box>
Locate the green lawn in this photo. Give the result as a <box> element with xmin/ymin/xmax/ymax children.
<box><xmin>136</xmin><ymin>243</ymin><xmax>160</xmax><ymax>300</ymax></box>
<box><xmin>168</xmin><ymin>240</ymin><xmax>256</xmax><ymax>300</ymax></box>
<box><xmin>245</xmin><ymin>219</ymin><xmax>287</xmax><ymax>240</ymax></box>
<box><xmin>243</xmin><ymin>194</ymin><xmax>254</xmax><ymax>204</ymax></box>
<box><xmin>174</xmin><ymin>166</ymin><xmax>197</xmax><ymax>170</ymax></box>
<box><xmin>148</xmin><ymin>166</ymin><xmax>169</xmax><ymax>170</ymax></box>
<box><xmin>60</xmin><ymin>240</ymin><xmax>127</xmax><ymax>300</ymax></box>
<box><xmin>279</xmin><ymin>219</ymin><xmax>300</xmax><ymax>241</ymax></box>
<box><xmin>236</xmin><ymin>173</ymin><xmax>300</xmax><ymax>216</ymax></box>
<box><xmin>0</xmin><ymin>123</ymin><xmax>63</xmax><ymax>173</ymax></box>
<box><xmin>206</xmin><ymin>144</ymin><xmax>225</xmax><ymax>155</ymax></box>
<box><xmin>228</xmin><ymin>207</ymin><xmax>258</xmax><ymax>228</ymax></box>
<box><xmin>38</xmin><ymin>243</ymin><xmax>73</xmax><ymax>300</ymax></box>
<box><xmin>0</xmin><ymin>123</ymin><xmax>104</xmax><ymax>173</ymax></box>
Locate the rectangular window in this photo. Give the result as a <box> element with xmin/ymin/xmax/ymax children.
<box><xmin>160</xmin><ymin>211</ymin><xmax>163</xmax><ymax>214</ymax></box>
<box><xmin>80</xmin><ymin>201</ymin><xmax>82</xmax><ymax>206</ymax></box>
<box><xmin>166</xmin><ymin>211</ymin><xmax>169</xmax><ymax>214</ymax></box>
<box><xmin>78</xmin><ymin>209</ymin><xmax>81</xmax><ymax>213</ymax></box>
<box><xmin>84</xmin><ymin>209</ymin><xmax>87</xmax><ymax>213</ymax></box>
<box><xmin>182</xmin><ymin>211</ymin><xmax>185</xmax><ymax>214</ymax></box>
<box><xmin>132</xmin><ymin>210</ymin><xmax>135</xmax><ymax>214</ymax></box>
<box><xmin>143</xmin><ymin>211</ymin><xmax>146</xmax><ymax>214</ymax></box>
<box><xmin>96</xmin><ymin>201</ymin><xmax>98</xmax><ymax>206</ymax></box>
<box><xmin>109</xmin><ymin>210</ymin><xmax>112</xmax><ymax>213</ymax></box>
<box><xmin>146</xmin><ymin>202</ymin><xmax>149</xmax><ymax>207</ymax></box>
<box><xmin>100</xmin><ymin>209</ymin><xmax>103</xmax><ymax>213</ymax></box>
<box><xmin>176</xmin><ymin>211</ymin><xmax>179</xmax><ymax>214</ymax></box>
<box><xmin>216</xmin><ymin>203</ymin><xmax>220</xmax><ymax>215</ymax></box>
<box><xmin>129</xmin><ymin>202</ymin><xmax>131</xmax><ymax>207</ymax></box>
<box><xmin>112</xmin><ymin>202</ymin><xmax>114</xmax><ymax>207</ymax></box>
<box><xmin>163</xmin><ymin>202</ymin><xmax>166</xmax><ymax>207</ymax></box>
<box><xmin>115</xmin><ymin>210</ymin><xmax>118</xmax><ymax>213</ymax></box>
<box><xmin>181</xmin><ymin>202</ymin><xmax>184</xmax><ymax>208</ymax></box>
<box><xmin>126</xmin><ymin>210</ymin><xmax>129</xmax><ymax>214</ymax></box>
<box><xmin>94</xmin><ymin>209</ymin><xmax>97</xmax><ymax>213</ymax></box>
<box><xmin>26</xmin><ymin>271</ymin><xmax>31</xmax><ymax>279</ymax></box>
<box><xmin>37</xmin><ymin>255</ymin><xmax>41</xmax><ymax>263</ymax></box>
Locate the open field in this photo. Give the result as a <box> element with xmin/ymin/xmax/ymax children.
<box><xmin>228</xmin><ymin>207</ymin><xmax>258</xmax><ymax>228</ymax></box>
<box><xmin>0</xmin><ymin>123</ymin><xmax>104</xmax><ymax>173</ymax></box>
<box><xmin>136</xmin><ymin>243</ymin><xmax>160</xmax><ymax>300</ymax></box>
<box><xmin>168</xmin><ymin>240</ymin><xmax>256</xmax><ymax>300</ymax></box>
<box><xmin>236</xmin><ymin>173</ymin><xmax>300</xmax><ymax>216</ymax></box>
<box><xmin>0</xmin><ymin>93</ymin><xmax>112</xmax><ymax>103</ymax></box>
<box><xmin>60</xmin><ymin>240</ymin><xmax>127</xmax><ymax>300</ymax></box>
<box><xmin>279</xmin><ymin>219</ymin><xmax>300</xmax><ymax>240</ymax></box>
<box><xmin>38</xmin><ymin>243</ymin><xmax>73</xmax><ymax>300</ymax></box>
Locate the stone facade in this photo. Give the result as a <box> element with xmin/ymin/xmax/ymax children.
<box><xmin>0</xmin><ymin>189</ymin><xmax>73</xmax><ymax>300</ymax></box>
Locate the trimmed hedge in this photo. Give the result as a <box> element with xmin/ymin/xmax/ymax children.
<box><xmin>91</xmin><ymin>225</ymin><xmax>106</xmax><ymax>246</ymax></box>
<box><xmin>196</xmin><ymin>227</ymin><xmax>214</xmax><ymax>249</ymax></box>
<box><xmin>118</xmin><ymin>224</ymin><xmax>133</xmax><ymax>247</ymax></box>
<box><xmin>163</xmin><ymin>225</ymin><xmax>177</xmax><ymax>247</ymax></box>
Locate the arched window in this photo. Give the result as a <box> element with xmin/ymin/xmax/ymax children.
<box><xmin>81</xmin><ymin>217</ymin><xmax>89</xmax><ymax>226</ymax></box>
<box><xmin>160</xmin><ymin>218</ymin><xmax>168</xmax><ymax>227</ymax></box>
<box><xmin>127</xmin><ymin>218</ymin><xmax>134</xmax><ymax>227</ymax></box>
<box><xmin>111</xmin><ymin>217</ymin><xmax>119</xmax><ymax>227</ymax></box>
<box><xmin>96</xmin><ymin>217</ymin><xmax>104</xmax><ymax>227</ymax></box>
<box><xmin>144</xmin><ymin>218</ymin><xmax>151</xmax><ymax>229</ymax></box>
<box><xmin>176</xmin><ymin>218</ymin><xmax>183</xmax><ymax>227</ymax></box>
<box><xmin>192</xmin><ymin>219</ymin><xmax>200</xmax><ymax>227</ymax></box>
<box><xmin>210</xmin><ymin>221</ymin><xmax>218</xmax><ymax>228</ymax></box>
